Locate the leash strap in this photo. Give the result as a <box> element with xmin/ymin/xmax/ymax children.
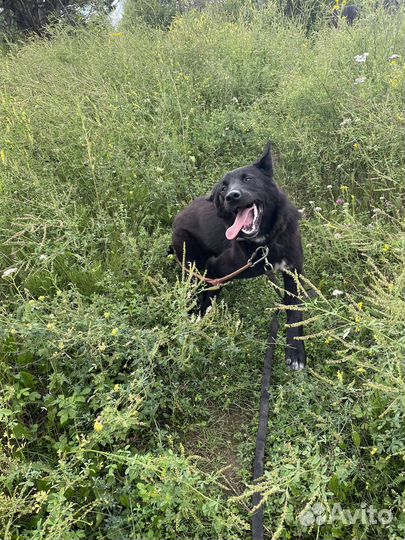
<box><xmin>177</xmin><ymin>245</ymin><xmax>270</xmax><ymax>287</ymax></box>
<box><xmin>252</xmin><ymin>311</ymin><xmax>279</xmax><ymax>540</ymax></box>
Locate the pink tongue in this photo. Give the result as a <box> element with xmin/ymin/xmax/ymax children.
<box><xmin>226</xmin><ymin>207</ymin><xmax>253</xmax><ymax>240</ymax></box>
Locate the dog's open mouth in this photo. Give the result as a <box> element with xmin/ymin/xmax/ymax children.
<box><xmin>225</xmin><ymin>202</ymin><xmax>263</xmax><ymax>240</ymax></box>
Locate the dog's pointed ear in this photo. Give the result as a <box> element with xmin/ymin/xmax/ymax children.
<box><xmin>255</xmin><ymin>141</ymin><xmax>273</xmax><ymax>178</ymax></box>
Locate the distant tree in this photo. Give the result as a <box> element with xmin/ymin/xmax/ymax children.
<box><xmin>0</xmin><ymin>0</ymin><xmax>115</xmax><ymax>35</ymax></box>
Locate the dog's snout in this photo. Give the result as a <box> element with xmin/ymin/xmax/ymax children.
<box><xmin>225</xmin><ymin>190</ymin><xmax>242</xmax><ymax>203</ymax></box>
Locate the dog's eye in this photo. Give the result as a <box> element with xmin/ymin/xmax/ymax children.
<box><xmin>221</xmin><ymin>185</ymin><xmax>227</xmax><ymax>192</ymax></box>
<box><xmin>243</xmin><ymin>177</ymin><xmax>253</xmax><ymax>183</ymax></box>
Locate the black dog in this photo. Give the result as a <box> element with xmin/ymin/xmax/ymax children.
<box><xmin>171</xmin><ymin>142</ymin><xmax>306</xmax><ymax>370</ymax></box>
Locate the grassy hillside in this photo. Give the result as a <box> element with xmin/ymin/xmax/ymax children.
<box><xmin>0</xmin><ymin>2</ymin><xmax>404</xmax><ymax>539</ymax></box>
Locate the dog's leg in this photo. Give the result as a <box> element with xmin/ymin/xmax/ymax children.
<box><xmin>199</xmin><ymin>288</ymin><xmax>221</xmax><ymax>315</ymax></box>
<box><xmin>283</xmin><ymin>272</ymin><xmax>306</xmax><ymax>371</ymax></box>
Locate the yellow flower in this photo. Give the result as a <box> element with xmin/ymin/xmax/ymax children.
<box><xmin>111</xmin><ymin>328</ymin><xmax>118</xmax><ymax>336</ymax></box>
<box><xmin>340</xmin><ymin>184</ymin><xmax>348</xmax><ymax>192</ymax></box>
<box><xmin>355</xmin><ymin>316</ymin><xmax>361</xmax><ymax>323</ymax></box>
<box><xmin>10</xmin><ymin>328</ymin><xmax>17</xmax><ymax>335</ymax></box>
<box><xmin>110</xmin><ymin>32</ymin><xmax>123</xmax><ymax>37</ymax></box>
<box><xmin>58</xmin><ymin>341</ymin><xmax>65</xmax><ymax>350</ymax></box>
<box><xmin>357</xmin><ymin>367</ymin><xmax>366</xmax><ymax>374</ymax></box>
<box><xmin>0</xmin><ymin>149</ymin><xmax>5</xmax><ymax>163</ymax></box>
<box><xmin>114</xmin><ymin>384</ymin><xmax>120</xmax><ymax>392</ymax></box>
<box><xmin>383</xmin><ymin>244</ymin><xmax>390</xmax><ymax>252</ymax></box>
<box><xmin>325</xmin><ymin>336</ymin><xmax>333</xmax><ymax>344</ymax></box>
<box><xmin>355</xmin><ymin>326</ymin><xmax>361</xmax><ymax>333</ymax></box>
<box><xmin>98</xmin><ymin>342</ymin><xmax>107</xmax><ymax>352</ymax></box>
<box><xmin>357</xmin><ymin>302</ymin><xmax>363</xmax><ymax>311</ymax></box>
<box><xmin>47</xmin><ymin>323</ymin><xmax>56</xmax><ymax>331</ymax></box>
<box><xmin>104</xmin><ymin>311</ymin><xmax>110</xmax><ymax>319</ymax></box>
<box><xmin>38</xmin><ymin>295</ymin><xmax>46</xmax><ymax>302</ymax></box>
<box><xmin>353</xmin><ymin>143</ymin><xmax>360</xmax><ymax>151</ymax></box>
<box><xmin>337</xmin><ymin>370</ymin><xmax>344</xmax><ymax>383</ymax></box>
<box><xmin>370</xmin><ymin>447</ymin><xmax>378</xmax><ymax>456</ymax></box>
<box><xmin>28</xmin><ymin>299</ymin><xmax>36</xmax><ymax>306</ymax></box>
<box><xmin>94</xmin><ymin>420</ymin><xmax>103</xmax><ymax>432</ymax></box>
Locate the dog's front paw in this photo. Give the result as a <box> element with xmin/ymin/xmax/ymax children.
<box><xmin>285</xmin><ymin>342</ymin><xmax>306</xmax><ymax>371</ymax></box>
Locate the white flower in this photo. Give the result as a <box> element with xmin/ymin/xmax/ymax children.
<box><xmin>2</xmin><ymin>267</ymin><xmax>17</xmax><ymax>278</ymax></box>
<box><xmin>298</xmin><ymin>208</ymin><xmax>305</xmax><ymax>214</ymax></box>
<box><xmin>332</xmin><ymin>289</ymin><xmax>344</xmax><ymax>297</ymax></box>
<box><xmin>340</xmin><ymin>118</ymin><xmax>351</xmax><ymax>127</ymax></box>
<box><xmin>39</xmin><ymin>254</ymin><xmax>48</xmax><ymax>261</ymax></box>
<box><xmin>334</xmin><ymin>233</ymin><xmax>342</xmax><ymax>239</ymax></box>
<box><xmin>388</xmin><ymin>54</ymin><xmax>400</xmax><ymax>61</ymax></box>
<box><xmin>327</xmin><ymin>184</ymin><xmax>332</xmax><ymax>189</ymax></box>
<box><xmin>354</xmin><ymin>76</ymin><xmax>366</xmax><ymax>85</ymax></box>
<box><xmin>314</xmin><ymin>207</ymin><xmax>322</xmax><ymax>212</ymax></box>
<box><xmin>354</xmin><ymin>52</ymin><xmax>369</xmax><ymax>63</ymax></box>
<box><xmin>309</xmin><ymin>200</ymin><xmax>315</xmax><ymax>205</ymax></box>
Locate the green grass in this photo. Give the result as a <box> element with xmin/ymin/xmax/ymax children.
<box><xmin>0</xmin><ymin>2</ymin><xmax>404</xmax><ymax>539</ymax></box>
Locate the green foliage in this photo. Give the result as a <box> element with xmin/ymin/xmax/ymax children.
<box><xmin>0</xmin><ymin>2</ymin><xmax>404</xmax><ymax>538</ymax></box>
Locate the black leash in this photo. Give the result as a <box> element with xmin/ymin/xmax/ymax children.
<box><xmin>251</xmin><ymin>311</ymin><xmax>280</xmax><ymax>540</ymax></box>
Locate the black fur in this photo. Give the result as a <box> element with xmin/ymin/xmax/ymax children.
<box><xmin>171</xmin><ymin>142</ymin><xmax>306</xmax><ymax>370</ymax></box>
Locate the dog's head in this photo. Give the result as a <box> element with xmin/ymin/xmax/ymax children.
<box><xmin>209</xmin><ymin>142</ymin><xmax>282</xmax><ymax>241</ymax></box>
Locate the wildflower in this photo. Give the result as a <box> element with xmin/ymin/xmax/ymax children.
<box><xmin>355</xmin><ymin>327</ymin><xmax>361</xmax><ymax>333</ymax></box>
<box><xmin>336</xmin><ymin>198</ymin><xmax>345</xmax><ymax>205</ymax></box>
<box><xmin>354</xmin><ymin>52</ymin><xmax>369</xmax><ymax>63</ymax></box>
<box><xmin>325</xmin><ymin>336</ymin><xmax>333</xmax><ymax>344</ymax></box>
<box><xmin>337</xmin><ymin>371</ymin><xmax>344</xmax><ymax>383</ymax></box>
<box><xmin>32</xmin><ymin>490</ymin><xmax>48</xmax><ymax>513</ymax></box>
<box><xmin>38</xmin><ymin>295</ymin><xmax>46</xmax><ymax>302</ymax></box>
<box><xmin>114</xmin><ymin>384</ymin><xmax>120</xmax><ymax>392</ymax></box>
<box><xmin>327</xmin><ymin>184</ymin><xmax>332</xmax><ymax>189</ymax></box>
<box><xmin>370</xmin><ymin>447</ymin><xmax>378</xmax><ymax>456</ymax></box>
<box><xmin>39</xmin><ymin>254</ymin><xmax>48</xmax><ymax>261</ymax></box>
<box><xmin>94</xmin><ymin>420</ymin><xmax>103</xmax><ymax>432</ymax></box>
<box><xmin>104</xmin><ymin>311</ymin><xmax>110</xmax><ymax>319</ymax></box>
<box><xmin>28</xmin><ymin>300</ymin><xmax>36</xmax><ymax>306</ymax></box>
<box><xmin>155</xmin><ymin>166</ymin><xmax>164</xmax><ymax>173</ymax></box>
<box><xmin>383</xmin><ymin>244</ymin><xmax>390</xmax><ymax>252</ymax></box>
<box><xmin>339</xmin><ymin>118</ymin><xmax>351</xmax><ymax>127</ymax></box>
<box><xmin>355</xmin><ymin>316</ymin><xmax>361</xmax><ymax>323</ymax></box>
<box><xmin>314</xmin><ymin>206</ymin><xmax>322</xmax><ymax>212</ymax></box>
<box><xmin>98</xmin><ymin>342</ymin><xmax>107</xmax><ymax>352</ymax></box>
<box><xmin>340</xmin><ymin>185</ymin><xmax>348</xmax><ymax>192</ymax></box>
<box><xmin>357</xmin><ymin>367</ymin><xmax>366</xmax><ymax>374</ymax></box>
<box><xmin>332</xmin><ymin>289</ymin><xmax>343</xmax><ymax>297</ymax></box>
<box><xmin>309</xmin><ymin>200</ymin><xmax>315</xmax><ymax>205</ymax></box>
<box><xmin>58</xmin><ymin>341</ymin><xmax>65</xmax><ymax>350</ymax></box>
<box><xmin>110</xmin><ymin>32</ymin><xmax>123</xmax><ymax>37</ymax></box>
<box><xmin>47</xmin><ymin>323</ymin><xmax>56</xmax><ymax>331</ymax></box>
<box><xmin>357</xmin><ymin>302</ymin><xmax>363</xmax><ymax>310</ymax></box>
<box><xmin>10</xmin><ymin>328</ymin><xmax>17</xmax><ymax>335</ymax></box>
<box><xmin>354</xmin><ymin>76</ymin><xmax>366</xmax><ymax>85</ymax></box>
<box><xmin>111</xmin><ymin>328</ymin><xmax>118</xmax><ymax>336</ymax></box>
<box><xmin>353</xmin><ymin>143</ymin><xmax>360</xmax><ymax>151</ymax></box>
<box><xmin>0</xmin><ymin>149</ymin><xmax>5</xmax><ymax>163</ymax></box>
<box><xmin>389</xmin><ymin>54</ymin><xmax>400</xmax><ymax>62</ymax></box>
<box><xmin>2</xmin><ymin>267</ymin><xmax>17</xmax><ymax>278</ymax></box>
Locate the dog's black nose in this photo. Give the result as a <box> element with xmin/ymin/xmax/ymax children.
<box><xmin>225</xmin><ymin>190</ymin><xmax>242</xmax><ymax>203</ymax></box>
